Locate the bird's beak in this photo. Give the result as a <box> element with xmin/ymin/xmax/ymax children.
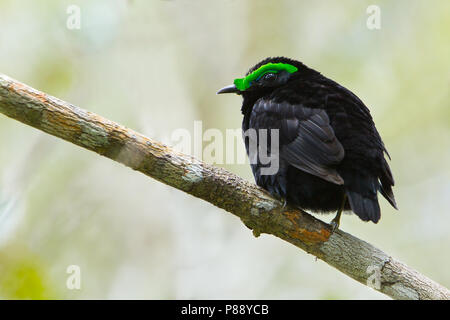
<box><xmin>216</xmin><ymin>84</ymin><xmax>240</xmax><ymax>94</ymax></box>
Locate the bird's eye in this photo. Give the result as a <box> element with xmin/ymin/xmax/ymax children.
<box><xmin>262</xmin><ymin>73</ymin><xmax>277</xmax><ymax>81</ymax></box>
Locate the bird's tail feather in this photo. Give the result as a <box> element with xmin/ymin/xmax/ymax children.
<box><xmin>379</xmin><ymin>157</ymin><xmax>398</xmax><ymax>209</ymax></box>
<box><xmin>346</xmin><ymin>189</ymin><xmax>381</xmax><ymax>223</ymax></box>
<box><xmin>343</xmin><ymin>174</ymin><xmax>381</xmax><ymax>223</ymax></box>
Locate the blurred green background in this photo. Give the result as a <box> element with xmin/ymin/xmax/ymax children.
<box><xmin>0</xmin><ymin>0</ymin><xmax>449</xmax><ymax>299</ymax></box>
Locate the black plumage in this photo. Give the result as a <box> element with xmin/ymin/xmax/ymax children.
<box><xmin>218</xmin><ymin>57</ymin><xmax>397</xmax><ymax>225</ymax></box>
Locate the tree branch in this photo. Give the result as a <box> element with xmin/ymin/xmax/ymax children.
<box><xmin>0</xmin><ymin>74</ymin><xmax>448</xmax><ymax>300</ymax></box>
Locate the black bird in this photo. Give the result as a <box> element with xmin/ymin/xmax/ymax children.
<box><xmin>218</xmin><ymin>57</ymin><xmax>397</xmax><ymax>229</ymax></box>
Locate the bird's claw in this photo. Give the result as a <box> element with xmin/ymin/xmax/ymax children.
<box><xmin>330</xmin><ymin>219</ymin><xmax>340</xmax><ymax>233</ymax></box>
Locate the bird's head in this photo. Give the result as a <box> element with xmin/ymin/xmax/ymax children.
<box><xmin>217</xmin><ymin>57</ymin><xmax>309</xmax><ymax>97</ymax></box>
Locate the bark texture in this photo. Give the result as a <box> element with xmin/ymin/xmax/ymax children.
<box><xmin>0</xmin><ymin>74</ymin><xmax>448</xmax><ymax>300</ymax></box>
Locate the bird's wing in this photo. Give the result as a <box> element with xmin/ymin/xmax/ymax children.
<box><xmin>250</xmin><ymin>99</ymin><xmax>345</xmax><ymax>184</ymax></box>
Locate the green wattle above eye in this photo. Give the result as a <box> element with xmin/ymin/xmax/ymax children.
<box><xmin>234</xmin><ymin>63</ymin><xmax>298</xmax><ymax>91</ymax></box>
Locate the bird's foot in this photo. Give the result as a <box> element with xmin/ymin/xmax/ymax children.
<box><xmin>329</xmin><ymin>194</ymin><xmax>346</xmax><ymax>233</ymax></box>
<box><xmin>329</xmin><ymin>218</ymin><xmax>340</xmax><ymax>233</ymax></box>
